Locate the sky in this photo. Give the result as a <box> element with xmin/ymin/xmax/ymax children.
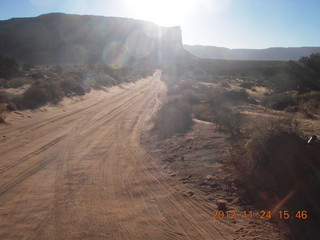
<box><xmin>0</xmin><ymin>0</ymin><xmax>319</xmax><ymax>49</ymax></box>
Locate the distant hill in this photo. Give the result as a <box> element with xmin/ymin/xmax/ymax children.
<box><xmin>0</xmin><ymin>13</ymin><xmax>183</xmax><ymax>65</ymax></box>
<box><xmin>184</xmin><ymin>45</ymin><xmax>320</xmax><ymax>61</ymax></box>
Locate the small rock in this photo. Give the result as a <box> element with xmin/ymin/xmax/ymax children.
<box><xmin>187</xmin><ymin>191</ymin><xmax>194</xmax><ymax>197</ymax></box>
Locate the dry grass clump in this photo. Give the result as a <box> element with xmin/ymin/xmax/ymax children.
<box><xmin>297</xmin><ymin>91</ymin><xmax>320</xmax><ymax>116</ymax></box>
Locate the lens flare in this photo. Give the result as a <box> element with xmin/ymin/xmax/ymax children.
<box><xmin>102</xmin><ymin>41</ymin><xmax>129</xmax><ymax>69</ymax></box>
<box><xmin>125</xmin><ymin>31</ymin><xmax>154</xmax><ymax>58</ymax></box>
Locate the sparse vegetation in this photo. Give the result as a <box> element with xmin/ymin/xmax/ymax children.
<box><xmin>60</xmin><ymin>78</ymin><xmax>85</xmax><ymax>96</ymax></box>
<box><xmin>224</xmin><ymin>89</ymin><xmax>250</xmax><ymax>103</ymax></box>
<box><xmin>154</xmin><ymin>96</ymin><xmax>193</xmax><ymax>138</ymax></box>
<box><xmin>240</xmin><ymin>81</ymin><xmax>254</xmax><ymax>89</ymax></box>
<box><xmin>0</xmin><ymin>56</ymin><xmax>155</xmax><ymax>111</ymax></box>
<box><xmin>297</xmin><ymin>91</ymin><xmax>320</xmax><ymax>115</ymax></box>
<box><xmin>6</xmin><ymin>78</ymin><xmax>28</xmax><ymax>88</ymax></box>
<box><xmin>158</xmin><ymin>53</ymin><xmax>320</xmax><ymax>238</ymax></box>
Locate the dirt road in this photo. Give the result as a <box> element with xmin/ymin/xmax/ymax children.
<box><xmin>0</xmin><ymin>71</ymin><xmax>232</xmax><ymax>240</ymax></box>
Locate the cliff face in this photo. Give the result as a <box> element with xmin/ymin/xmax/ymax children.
<box><xmin>184</xmin><ymin>45</ymin><xmax>320</xmax><ymax>61</ymax></box>
<box><xmin>0</xmin><ymin>13</ymin><xmax>184</xmax><ymax>65</ymax></box>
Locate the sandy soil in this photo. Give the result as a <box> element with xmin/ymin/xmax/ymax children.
<box><xmin>142</xmin><ymin>120</ymin><xmax>285</xmax><ymax>240</ymax></box>
<box><xmin>0</xmin><ymin>71</ymin><xmax>239</xmax><ymax>240</ymax></box>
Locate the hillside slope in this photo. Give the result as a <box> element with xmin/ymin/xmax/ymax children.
<box><xmin>184</xmin><ymin>45</ymin><xmax>320</xmax><ymax>61</ymax></box>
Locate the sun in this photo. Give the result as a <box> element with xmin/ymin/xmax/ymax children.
<box><xmin>126</xmin><ymin>0</ymin><xmax>196</xmax><ymax>26</ymax></box>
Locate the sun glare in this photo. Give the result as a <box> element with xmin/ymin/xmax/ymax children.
<box><xmin>126</xmin><ymin>0</ymin><xmax>196</xmax><ymax>26</ymax></box>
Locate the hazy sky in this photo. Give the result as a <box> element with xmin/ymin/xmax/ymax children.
<box><xmin>0</xmin><ymin>0</ymin><xmax>319</xmax><ymax>49</ymax></box>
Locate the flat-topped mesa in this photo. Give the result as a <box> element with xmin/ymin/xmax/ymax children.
<box><xmin>0</xmin><ymin>13</ymin><xmax>184</xmax><ymax>65</ymax></box>
<box><xmin>159</xmin><ymin>26</ymin><xmax>184</xmax><ymax>62</ymax></box>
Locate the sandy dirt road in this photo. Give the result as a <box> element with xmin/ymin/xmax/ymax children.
<box><xmin>0</xmin><ymin>71</ymin><xmax>233</xmax><ymax>240</ymax></box>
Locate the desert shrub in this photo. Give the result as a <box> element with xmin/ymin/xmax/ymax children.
<box><xmin>41</xmin><ymin>81</ymin><xmax>65</xmax><ymax>103</ymax></box>
<box><xmin>231</xmin><ymin>116</ymin><xmax>301</xmax><ymax>199</ymax></box>
<box><xmin>281</xmin><ymin>54</ymin><xmax>320</xmax><ymax>92</ymax></box>
<box><xmin>21</xmin><ymin>86</ymin><xmax>50</xmax><ymax>109</ymax></box>
<box><xmin>167</xmin><ymin>85</ymin><xmax>180</xmax><ymax>96</ymax></box>
<box><xmin>262</xmin><ymin>92</ymin><xmax>297</xmax><ymax>110</ymax></box>
<box><xmin>11</xmin><ymin>95</ymin><xmax>23</xmax><ymax>109</ymax></box>
<box><xmin>91</xmin><ymin>74</ymin><xmax>117</xmax><ymax>89</ymax></box>
<box><xmin>167</xmin><ymin>80</ymin><xmax>195</xmax><ymax>96</ymax></box>
<box><xmin>224</xmin><ymin>89</ymin><xmax>250</xmax><ymax>102</ymax></box>
<box><xmin>22</xmin><ymin>63</ymin><xmax>33</xmax><ymax>71</ymax></box>
<box><xmin>61</xmin><ymin>78</ymin><xmax>85</xmax><ymax>96</ymax></box>
<box><xmin>296</xmin><ymin>91</ymin><xmax>320</xmax><ymax>116</ymax></box>
<box><xmin>233</xmin><ymin>121</ymin><xmax>320</xmax><ymax>238</ymax></box>
<box><xmin>6</xmin><ymin>102</ymin><xmax>17</xmax><ymax>111</ymax></box>
<box><xmin>54</xmin><ymin>65</ymin><xmax>63</xmax><ymax>74</ymax></box>
<box><xmin>0</xmin><ymin>103</ymin><xmax>7</xmax><ymax>123</ymax></box>
<box><xmin>240</xmin><ymin>81</ymin><xmax>254</xmax><ymax>89</ymax></box>
<box><xmin>210</xmin><ymin>106</ymin><xmax>244</xmax><ymax>135</ymax></box>
<box><xmin>219</xmin><ymin>81</ymin><xmax>231</xmax><ymax>88</ymax></box>
<box><xmin>297</xmin><ymin>91</ymin><xmax>320</xmax><ymax>102</ymax></box>
<box><xmin>233</xmin><ymin>116</ymin><xmax>300</xmax><ymax>177</ymax></box>
<box><xmin>0</xmin><ymin>91</ymin><xmax>10</xmax><ymax>103</ymax></box>
<box><xmin>205</xmin><ymin>86</ymin><xmax>226</xmax><ymax>106</ymax></box>
<box><xmin>181</xmin><ymin>89</ymin><xmax>201</xmax><ymax>104</ymax></box>
<box><xmin>193</xmin><ymin>104</ymin><xmax>209</xmax><ymax>121</ymax></box>
<box><xmin>6</xmin><ymin>78</ymin><xmax>27</xmax><ymax>88</ymax></box>
<box><xmin>154</xmin><ymin>96</ymin><xmax>193</xmax><ymax>138</ymax></box>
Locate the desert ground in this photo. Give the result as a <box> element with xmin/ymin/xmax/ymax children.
<box><xmin>0</xmin><ymin>71</ymin><xmax>241</xmax><ymax>240</ymax></box>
